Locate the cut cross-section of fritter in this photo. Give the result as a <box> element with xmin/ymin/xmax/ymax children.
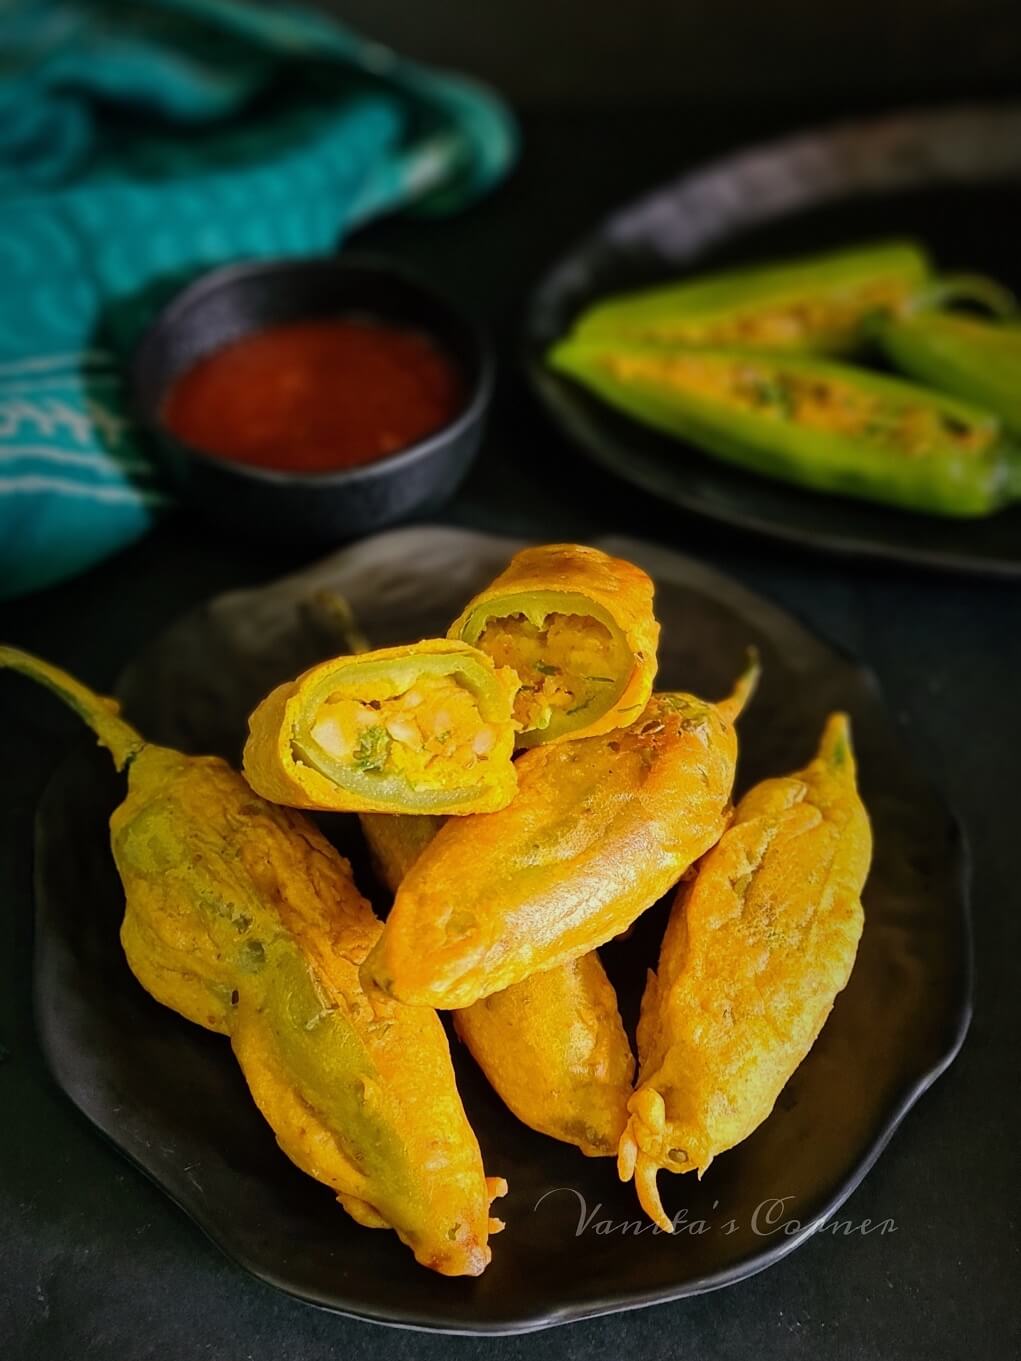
<box><xmin>361</xmin><ymin>659</ymin><xmax>758</xmax><ymax>1010</ymax></box>
<box><xmin>449</xmin><ymin>543</ymin><xmax>659</xmax><ymax>746</ymax></box>
<box><xmin>243</xmin><ymin>640</ymin><xmax>520</xmax><ymax>814</ymax></box>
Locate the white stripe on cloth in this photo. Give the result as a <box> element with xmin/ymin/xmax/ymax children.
<box><xmin>0</xmin><ymin>375</ymin><xmax>122</xmax><ymax>394</ymax></box>
<box><xmin>0</xmin><ymin>445</ymin><xmax>153</xmax><ymax>477</ymax></box>
<box><xmin>0</xmin><ymin>351</ymin><xmax>117</xmax><ymax>377</ymax></box>
<box><xmin>0</xmin><ymin>475</ymin><xmax>170</xmax><ymax>506</ymax></box>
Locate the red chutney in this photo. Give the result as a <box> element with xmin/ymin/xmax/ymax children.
<box><xmin>162</xmin><ymin>317</ymin><xmax>465</xmax><ymax>474</ymax></box>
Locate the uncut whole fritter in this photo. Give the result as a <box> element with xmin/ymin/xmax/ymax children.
<box><xmin>361</xmin><ymin>812</ymin><xmax>635</xmax><ymax>1157</ymax></box>
<box><xmin>449</xmin><ymin>543</ymin><xmax>659</xmax><ymax>747</ymax></box>
<box><xmin>243</xmin><ymin>639</ymin><xmax>520</xmax><ymax>815</ymax></box>
<box><xmin>618</xmin><ymin>713</ymin><xmax>871</xmax><ymax>1231</ymax></box>
<box><xmin>1</xmin><ymin>647</ymin><xmax>505</xmax><ymax>1277</ymax></box>
<box><xmin>455</xmin><ymin>955</ymin><xmax>635</xmax><ymax>1157</ymax></box>
<box><xmin>360</xmin><ymin>660</ymin><xmax>758</xmax><ymax>1010</ymax></box>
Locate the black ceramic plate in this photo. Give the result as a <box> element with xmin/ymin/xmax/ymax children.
<box><xmin>525</xmin><ymin>103</ymin><xmax>1021</xmax><ymax>577</ymax></box>
<box><xmin>33</xmin><ymin>527</ymin><xmax>970</xmax><ymax>1334</ymax></box>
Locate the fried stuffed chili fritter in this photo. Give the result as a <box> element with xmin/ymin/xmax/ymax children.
<box><xmin>1</xmin><ymin>646</ymin><xmax>505</xmax><ymax>1276</ymax></box>
<box><xmin>449</xmin><ymin>543</ymin><xmax>659</xmax><ymax>747</ymax></box>
<box><xmin>361</xmin><ymin>812</ymin><xmax>635</xmax><ymax>1157</ymax></box>
<box><xmin>243</xmin><ymin>639</ymin><xmax>520</xmax><ymax>815</ymax></box>
<box><xmin>361</xmin><ymin>659</ymin><xmax>759</xmax><ymax>1010</ymax></box>
<box><xmin>618</xmin><ymin>713</ymin><xmax>871</xmax><ymax>1230</ymax></box>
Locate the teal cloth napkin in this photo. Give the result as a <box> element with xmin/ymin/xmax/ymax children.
<box><xmin>0</xmin><ymin>0</ymin><xmax>517</xmax><ymax>600</ymax></box>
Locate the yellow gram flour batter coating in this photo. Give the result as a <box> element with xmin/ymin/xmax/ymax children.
<box><xmin>243</xmin><ymin>639</ymin><xmax>520</xmax><ymax>815</ymax></box>
<box><xmin>361</xmin><ymin>811</ymin><xmax>635</xmax><ymax>1157</ymax></box>
<box><xmin>619</xmin><ymin>713</ymin><xmax>871</xmax><ymax>1230</ymax></box>
<box><xmin>449</xmin><ymin>543</ymin><xmax>660</xmax><ymax>747</ymax></box>
<box><xmin>1</xmin><ymin>646</ymin><xmax>505</xmax><ymax>1277</ymax></box>
<box><xmin>361</xmin><ymin>659</ymin><xmax>759</xmax><ymax>1010</ymax></box>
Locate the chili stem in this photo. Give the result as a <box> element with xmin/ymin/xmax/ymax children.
<box><xmin>0</xmin><ymin>646</ymin><xmax>145</xmax><ymax>770</ymax></box>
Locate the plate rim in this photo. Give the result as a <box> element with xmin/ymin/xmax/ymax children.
<box><xmin>523</xmin><ymin>100</ymin><xmax>1021</xmax><ymax>579</ymax></box>
<box><xmin>30</xmin><ymin>526</ymin><xmax>975</xmax><ymax>1334</ymax></box>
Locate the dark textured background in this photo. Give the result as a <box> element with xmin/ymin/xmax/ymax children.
<box><xmin>2</xmin><ymin>3</ymin><xmax>1020</xmax><ymax>1355</ymax></box>
<box><xmin>326</xmin><ymin>0</ymin><xmax>1021</xmax><ymax>106</ymax></box>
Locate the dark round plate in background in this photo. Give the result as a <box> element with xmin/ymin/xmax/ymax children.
<box><xmin>525</xmin><ymin>104</ymin><xmax>1021</xmax><ymax>577</ymax></box>
<box><xmin>33</xmin><ymin>527</ymin><xmax>970</xmax><ymax>1333</ymax></box>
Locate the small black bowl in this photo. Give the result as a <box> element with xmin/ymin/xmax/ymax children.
<box><xmin>132</xmin><ymin>256</ymin><xmax>493</xmax><ymax>547</ymax></box>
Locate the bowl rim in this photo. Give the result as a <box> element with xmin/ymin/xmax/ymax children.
<box><xmin>131</xmin><ymin>253</ymin><xmax>495</xmax><ymax>489</ymax></box>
